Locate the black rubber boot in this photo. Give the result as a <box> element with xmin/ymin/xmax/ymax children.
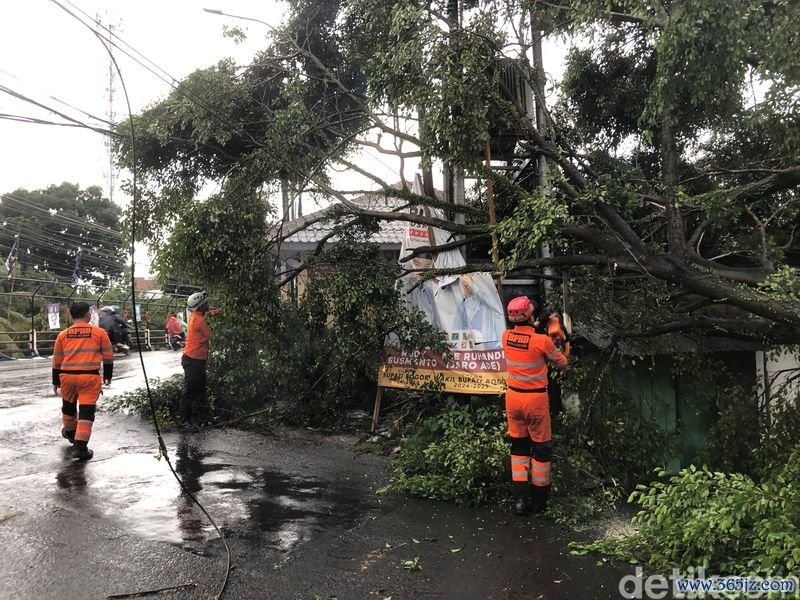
<box><xmin>512</xmin><ymin>482</ymin><xmax>531</xmax><ymax>516</ymax></box>
<box><xmin>531</xmin><ymin>485</ymin><xmax>550</xmax><ymax>514</ymax></box>
<box><xmin>73</xmin><ymin>441</ymin><xmax>93</xmax><ymax>461</ymax></box>
<box><xmin>62</xmin><ymin>428</ymin><xmax>76</xmax><ymax>445</ymax></box>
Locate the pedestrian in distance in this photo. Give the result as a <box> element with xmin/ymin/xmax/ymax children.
<box><xmin>52</xmin><ymin>302</ymin><xmax>114</xmax><ymax>461</ymax></box>
<box><xmin>179</xmin><ymin>291</ymin><xmax>220</xmax><ymax>432</ymax></box>
<box><xmin>501</xmin><ymin>296</ymin><xmax>568</xmax><ymax>516</ymax></box>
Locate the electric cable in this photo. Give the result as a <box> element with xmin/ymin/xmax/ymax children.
<box><xmin>47</xmin><ymin>2</ymin><xmax>232</xmax><ymax>597</ymax></box>
<box><xmin>0</xmin><ymin>66</ymin><xmax>113</xmax><ymax>125</ymax></box>
<box><xmin>0</xmin><ymin>193</ymin><xmax>124</xmax><ymax>237</ymax></box>
<box><xmin>0</xmin><ymin>84</ymin><xmax>114</xmax><ymax>137</ymax></box>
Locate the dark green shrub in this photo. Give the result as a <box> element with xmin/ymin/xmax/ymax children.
<box><xmin>104</xmin><ymin>375</ymin><xmax>187</xmax><ymax>426</ymax></box>
<box><xmin>388</xmin><ymin>400</ymin><xmax>510</xmax><ymax>506</ymax></box>
<box><xmin>572</xmin><ymin>452</ymin><xmax>800</xmax><ymax>575</ymax></box>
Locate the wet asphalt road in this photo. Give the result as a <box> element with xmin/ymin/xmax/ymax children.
<box><xmin>0</xmin><ymin>351</ymin><xmax>633</xmax><ymax>599</ymax></box>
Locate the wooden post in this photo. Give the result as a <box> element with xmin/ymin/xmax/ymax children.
<box><xmin>371</xmin><ymin>386</ymin><xmax>384</xmax><ymax>432</ymax></box>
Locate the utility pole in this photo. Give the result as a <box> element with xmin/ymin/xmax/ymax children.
<box><xmin>445</xmin><ymin>0</ymin><xmax>466</xmax><ymax>254</ymax></box>
<box><xmin>529</xmin><ymin>9</ymin><xmax>555</xmax><ymax>297</ymax></box>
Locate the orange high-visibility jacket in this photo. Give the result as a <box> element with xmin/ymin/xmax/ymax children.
<box><xmin>52</xmin><ymin>323</ymin><xmax>114</xmax><ymax>375</ymax></box>
<box><xmin>184</xmin><ymin>311</ymin><xmax>211</xmax><ymax>360</ymax></box>
<box><xmin>165</xmin><ymin>316</ymin><xmax>183</xmax><ymax>336</ymax></box>
<box><xmin>501</xmin><ymin>325</ymin><xmax>567</xmax><ymax>391</ymax></box>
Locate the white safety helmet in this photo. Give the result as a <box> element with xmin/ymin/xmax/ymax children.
<box><xmin>100</xmin><ymin>305</ymin><xmax>117</xmax><ymax>314</ymax></box>
<box><xmin>186</xmin><ymin>291</ymin><xmax>209</xmax><ymax>311</ymax></box>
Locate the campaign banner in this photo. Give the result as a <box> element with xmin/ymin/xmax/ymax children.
<box><xmin>378</xmin><ymin>348</ymin><xmax>507</xmax><ymax>395</ymax></box>
<box><xmin>47</xmin><ymin>303</ymin><xmax>60</xmax><ymax>330</ymax></box>
<box><xmin>379</xmin><ymin>175</ymin><xmax>508</xmax><ymax>395</ymax></box>
<box><xmin>89</xmin><ymin>304</ymin><xmax>99</xmax><ymax>326</ymax></box>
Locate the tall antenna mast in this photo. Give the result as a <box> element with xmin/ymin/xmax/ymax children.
<box><xmin>98</xmin><ymin>11</ymin><xmax>119</xmax><ymax>202</ymax></box>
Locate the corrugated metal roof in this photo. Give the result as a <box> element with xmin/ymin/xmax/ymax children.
<box><xmin>281</xmin><ymin>192</ymin><xmax>408</xmax><ymax>247</ymax></box>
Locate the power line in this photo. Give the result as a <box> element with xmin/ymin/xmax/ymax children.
<box><xmin>1</xmin><ymin>192</ymin><xmax>124</xmax><ymax>237</ymax></box>
<box><xmin>0</xmin><ymin>83</ymin><xmax>116</xmax><ymax>137</ymax></box>
<box><xmin>0</xmin><ymin>67</ymin><xmax>113</xmax><ymax>126</ymax></box>
<box><xmin>0</xmin><ymin>112</ymin><xmax>115</xmax><ymax>134</ymax></box>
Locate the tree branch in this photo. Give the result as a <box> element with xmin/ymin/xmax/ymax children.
<box><xmin>691</xmin><ymin>166</ymin><xmax>800</xmax><ymax>204</ymax></box>
<box><xmin>616</xmin><ymin>317</ymin><xmax>800</xmax><ymax>344</ymax></box>
<box><xmin>354</xmin><ymin>138</ymin><xmax>422</xmax><ymax>158</ymax></box>
<box><xmin>399</xmin><ymin>233</ymin><xmax>492</xmax><ymax>263</ymax></box>
<box><xmin>399</xmin><ymin>254</ymin><xmax>615</xmax><ymax>278</ymax></box>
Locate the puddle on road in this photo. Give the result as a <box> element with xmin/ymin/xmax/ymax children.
<box><xmin>50</xmin><ymin>440</ymin><xmax>370</xmax><ymax>557</ymax></box>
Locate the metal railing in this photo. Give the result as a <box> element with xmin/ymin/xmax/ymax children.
<box><xmin>0</xmin><ymin>328</ymin><xmax>172</xmax><ymax>359</ymax></box>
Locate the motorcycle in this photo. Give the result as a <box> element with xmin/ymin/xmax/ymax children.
<box><xmin>169</xmin><ymin>334</ymin><xmax>184</xmax><ymax>351</ymax></box>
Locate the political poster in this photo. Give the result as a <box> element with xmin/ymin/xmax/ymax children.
<box><xmin>378</xmin><ymin>348</ymin><xmax>507</xmax><ymax>394</ymax></box>
<box><xmin>47</xmin><ymin>303</ymin><xmax>60</xmax><ymax>330</ymax></box>
<box><xmin>89</xmin><ymin>304</ymin><xmax>99</xmax><ymax>326</ymax></box>
<box><xmin>379</xmin><ymin>176</ymin><xmax>508</xmax><ymax>395</ymax></box>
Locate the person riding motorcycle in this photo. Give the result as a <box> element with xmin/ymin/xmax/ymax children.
<box><xmin>98</xmin><ymin>306</ymin><xmax>132</xmax><ymax>354</ymax></box>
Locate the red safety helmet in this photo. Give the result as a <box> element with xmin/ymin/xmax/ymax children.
<box><xmin>507</xmin><ymin>296</ymin><xmax>534</xmax><ymax>323</ymax></box>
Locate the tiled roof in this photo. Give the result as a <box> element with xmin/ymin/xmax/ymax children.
<box><xmin>281</xmin><ymin>192</ymin><xmax>409</xmax><ymax>247</ymax></box>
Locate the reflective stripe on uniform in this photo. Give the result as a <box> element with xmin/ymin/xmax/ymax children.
<box><xmin>511</xmin><ymin>455</ymin><xmax>529</xmax><ymax>482</ymax></box>
<box><xmin>531</xmin><ymin>459</ymin><xmax>551</xmax><ymax>486</ymax></box>
<box><xmin>506</xmin><ymin>359</ymin><xmax>545</xmax><ymax>368</ymax></box>
<box><xmin>508</xmin><ymin>374</ymin><xmax>548</xmax><ymax>382</ymax></box>
<box><xmin>75</xmin><ymin>420</ymin><xmax>93</xmax><ymax>443</ymax></box>
<box><xmin>53</xmin><ymin>349</ymin><xmax>106</xmax><ymax>356</ymax></box>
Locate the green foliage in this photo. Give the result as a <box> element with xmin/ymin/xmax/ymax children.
<box><xmin>275</xmin><ymin>233</ymin><xmax>448</xmax><ymax>425</ymax></box>
<box><xmin>561</xmin><ymin>351</ymin><xmax>674</xmax><ymax>487</ymax></box>
<box><xmin>104</xmin><ymin>375</ymin><xmax>187</xmax><ymax>427</ymax></box>
<box><xmin>573</xmin><ymin>455</ymin><xmax>800</xmax><ymax>576</ymax></box>
<box><xmin>388</xmin><ymin>348</ymin><xmax>672</xmax><ymax>513</ymax></box>
<box><xmin>758</xmin><ymin>267</ymin><xmax>800</xmax><ymax>303</ymax></box>
<box><xmin>207</xmin><ymin>323</ymin><xmax>273</xmax><ymax>414</ymax></box>
<box><xmin>497</xmin><ymin>189</ymin><xmax>569</xmax><ymax>271</ymax></box>
<box><xmin>389</xmin><ymin>399</ymin><xmax>510</xmax><ymax>506</ymax></box>
<box><xmin>572</xmin><ymin>351</ymin><xmax>800</xmax><ymax>574</ymax></box>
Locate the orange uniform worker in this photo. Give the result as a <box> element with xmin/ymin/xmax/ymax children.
<box><xmin>501</xmin><ymin>296</ymin><xmax>567</xmax><ymax>515</ymax></box>
<box><xmin>52</xmin><ymin>302</ymin><xmax>114</xmax><ymax>461</ymax></box>
<box><xmin>178</xmin><ymin>291</ymin><xmax>220</xmax><ymax>431</ymax></box>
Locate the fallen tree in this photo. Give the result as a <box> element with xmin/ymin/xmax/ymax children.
<box><xmin>114</xmin><ymin>0</ymin><xmax>800</xmax><ymax>345</ymax></box>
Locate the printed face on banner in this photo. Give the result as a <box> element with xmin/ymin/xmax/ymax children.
<box><xmin>89</xmin><ymin>305</ymin><xmax>99</xmax><ymax>326</ymax></box>
<box><xmin>47</xmin><ymin>303</ymin><xmax>60</xmax><ymax>330</ymax></box>
<box><xmin>388</xmin><ymin>208</ymin><xmax>509</xmax><ymax>394</ymax></box>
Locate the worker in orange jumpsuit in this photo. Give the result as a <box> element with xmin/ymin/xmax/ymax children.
<box><xmin>502</xmin><ymin>296</ymin><xmax>568</xmax><ymax>515</ymax></box>
<box><xmin>179</xmin><ymin>291</ymin><xmax>220</xmax><ymax>431</ymax></box>
<box><xmin>52</xmin><ymin>302</ymin><xmax>114</xmax><ymax>460</ymax></box>
<box><xmin>534</xmin><ymin>309</ymin><xmax>571</xmax><ymax>417</ymax></box>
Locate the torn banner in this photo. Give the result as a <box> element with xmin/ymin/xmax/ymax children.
<box><xmin>379</xmin><ymin>180</ymin><xmax>507</xmax><ymax>394</ymax></box>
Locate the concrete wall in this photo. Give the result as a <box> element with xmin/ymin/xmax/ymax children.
<box><xmin>755</xmin><ymin>348</ymin><xmax>800</xmax><ymax>416</ymax></box>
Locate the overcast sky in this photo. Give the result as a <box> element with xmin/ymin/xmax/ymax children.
<box><xmin>0</xmin><ymin>1</ymin><xmax>284</xmax><ymax>193</ymax></box>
